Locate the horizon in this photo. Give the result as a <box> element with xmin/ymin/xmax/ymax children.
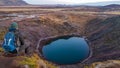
<box><xmin>23</xmin><ymin>0</ymin><xmax>120</xmax><ymax>5</ymax></box>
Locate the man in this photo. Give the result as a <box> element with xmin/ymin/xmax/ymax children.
<box><xmin>2</xmin><ymin>22</ymin><xmax>24</xmax><ymax>55</ymax></box>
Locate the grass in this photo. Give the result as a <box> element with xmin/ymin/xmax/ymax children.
<box><xmin>0</xmin><ymin>8</ymin><xmax>63</xmax><ymax>12</ymax></box>
<box><xmin>44</xmin><ymin>60</ymin><xmax>57</xmax><ymax>68</ymax></box>
<box><xmin>0</xmin><ymin>47</ymin><xmax>4</xmax><ymax>53</ymax></box>
<box><xmin>0</xmin><ymin>47</ymin><xmax>4</xmax><ymax>56</ymax></box>
<box><xmin>103</xmin><ymin>11</ymin><xmax>120</xmax><ymax>15</ymax></box>
<box><xmin>19</xmin><ymin>54</ymin><xmax>40</xmax><ymax>68</ymax></box>
<box><xmin>0</xmin><ymin>28</ymin><xmax>7</xmax><ymax>41</ymax></box>
<box><xmin>19</xmin><ymin>54</ymin><xmax>57</xmax><ymax>68</ymax></box>
<box><xmin>84</xmin><ymin>60</ymin><xmax>120</xmax><ymax>68</ymax></box>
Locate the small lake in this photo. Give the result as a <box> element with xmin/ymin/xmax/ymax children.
<box><xmin>42</xmin><ymin>36</ymin><xmax>90</xmax><ymax>64</ymax></box>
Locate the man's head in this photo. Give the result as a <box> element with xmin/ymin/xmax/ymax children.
<box><xmin>9</xmin><ymin>22</ymin><xmax>18</xmax><ymax>31</ymax></box>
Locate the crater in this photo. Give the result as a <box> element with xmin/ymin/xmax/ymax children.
<box><xmin>38</xmin><ymin>35</ymin><xmax>91</xmax><ymax>65</ymax></box>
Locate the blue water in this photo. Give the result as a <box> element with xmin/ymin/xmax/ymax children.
<box><xmin>42</xmin><ymin>37</ymin><xmax>90</xmax><ymax>64</ymax></box>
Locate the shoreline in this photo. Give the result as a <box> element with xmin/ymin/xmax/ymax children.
<box><xmin>36</xmin><ymin>34</ymin><xmax>92</xmax><ymax>65</ymax></box>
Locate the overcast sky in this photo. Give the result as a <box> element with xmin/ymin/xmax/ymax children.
<box><xmin>23</xmin><ymin>0</ymin><xmax>119</xmax><ymax>5</ymax></box>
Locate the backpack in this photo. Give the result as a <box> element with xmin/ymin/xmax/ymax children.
<box><xmin>2</xmin><ymin>32</ymin><xmax>16</xmax><ymax>52</ymax></box>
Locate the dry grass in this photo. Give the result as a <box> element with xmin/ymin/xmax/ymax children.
<box><xmin>0</xmin><ymin>47</ymin><xmax>4</xmax><ymax>56</ymax></box>
<box><xmin>103</xmin><ymin>11</ymin><xmax>120</xmax><ymax>15</ymax></box>
<box><xmin>0</xmin><ymin>28</ymin><xmax>7</xmax><ymax>41</ymax></box>
<box><xmin>19</xmin><ymin>54</ymin><xmax>57</xmax><ymax>68</ymax></box>
<box><xmin>0</xmin><ymin>8</ymin><xmax>63</xmax><ymax>12</ymax></box>
<box><xmin>85</xmin><ymin>60</ymin><xmax>120</xmax><ymax>68</ymax></box>
<box><xmin>0</xmin><ymin>47</ymin><xmax>4</xmax><ymax>53</ymax></box>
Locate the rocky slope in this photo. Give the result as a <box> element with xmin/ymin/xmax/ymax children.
<box><xmin>85</xmin><ymin>16</ymin><xmax>120</xmax><ymax>63</ymax></box>
<box><xmin>0</xmin><ymin>0</ymin><xmax>28</xmax><ymax>6</ymax></box>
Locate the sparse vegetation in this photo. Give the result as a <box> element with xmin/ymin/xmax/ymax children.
<box><xmin>84</xmin><ymin>60</ymin><xmax>120</xmax><ymax>68</ymax></box>
<box><xmin>0</xmin><ymin>27</ymin><xmax>7</xmax><ymax>41</ymax></box>
<box><xmin>19</xmin><ymin>54</ymin><xmax>41</xmax><ymax>68</ymax></box>
<box><xmin>0</xmin><ymin>45</ymin><xmax>4</xmax><ymax>58</ymax></box>
<box><xmin>19</xmin><ymin>54</ymin><xmax>57</xmax><ymax>68</ymax></box>
<box><xmin>0</xmin><ymin>47</ymin><xmax>3</xmax><ymax>51</ymax></box>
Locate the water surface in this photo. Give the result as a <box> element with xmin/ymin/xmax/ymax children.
<box><xmin>42</xmin><ymin>37</ymin><xmax>90</xmax><ymax>64</ymax></box>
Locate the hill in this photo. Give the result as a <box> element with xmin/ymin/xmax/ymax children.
<box><xmin>82</xmin><ymin>1</ymin><xmax>120</xmax><ymax>6</ymax></box>
<box><xmin>0</xmin><ymin>0</ymin><xmax>28</xmax><ymax>6</ymax></box>
<box><xmin>104</xmin><ymin>4</ymin><xmax>120</xmax><ymax>8</ymax></box>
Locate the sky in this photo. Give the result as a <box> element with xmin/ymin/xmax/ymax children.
<box><xmin>23</xmin><ymin>0</ymin><xmax>120</xmax><ymax>5</ymax></box>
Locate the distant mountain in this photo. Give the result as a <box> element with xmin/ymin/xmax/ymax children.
<box><xmin>99</xmin><ymin>4</ymin><xmax>120</xmax><ymax>11</ymax></box>
<box><xmin>81</xmin><ymin>1</ymin><xmax>120</xmax><ymax>6</ymax></box>
<box><xmin>0</xmin><ymin>0</ymin><xmax>28</xmax><ymax>6</ymax></box>
<box><xmin>104</xmin><ymin>4</ymin><xmax>120</xmax><ymax>8</ymax></box>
